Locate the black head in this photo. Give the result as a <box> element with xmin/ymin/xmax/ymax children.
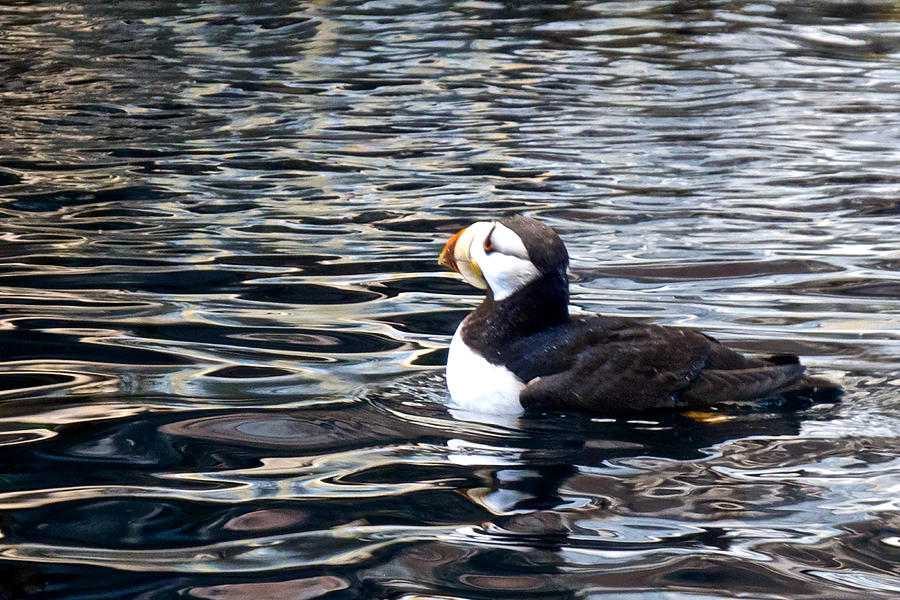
<box><xmin>498</xmin><ymin>215</ymin><xmax>569</xmax><ymax>276</ymax></box>
<box><xmin>439</xmin><ymin>214</ymin><xmax>569</xmax><ymax>301</ymax></box>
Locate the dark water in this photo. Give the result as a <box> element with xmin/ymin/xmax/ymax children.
<box><xmin>1</xmin><ymin>0</ymin><xmax>899</xmax><ymax>598</ymax></box>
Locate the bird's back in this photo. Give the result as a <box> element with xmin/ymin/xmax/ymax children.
<box><xmin>499</xmin><ymin>315</ymin><xmax>807</xmax><ymax>413</ymax></box>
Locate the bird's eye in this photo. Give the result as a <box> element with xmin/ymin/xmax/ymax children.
<box><xmin>483</xmin><ymin>237</ymin><xmax>494</xmax><ymax>253</ymax></box>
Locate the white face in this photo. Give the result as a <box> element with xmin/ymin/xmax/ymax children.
<box><xmin>452</xmin><ymin>221</ymin><xmax>541</xmax><ymax>301</ymax></box>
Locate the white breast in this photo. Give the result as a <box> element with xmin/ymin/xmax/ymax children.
<box><xmin>445</xmin><ymin>321</ymin><xmax>525</xmax><ymax>415</ymax></box>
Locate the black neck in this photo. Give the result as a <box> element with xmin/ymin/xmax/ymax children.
<box><xmin>461</xmin><ymin>270</ymin><xmax>569</xmax><ymax>359</ymax></box>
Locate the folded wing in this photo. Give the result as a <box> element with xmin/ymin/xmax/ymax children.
<box><xmin>505</xmin><ymin>316</ymin><xmax>805</xmax><ymax>413</ymax></box>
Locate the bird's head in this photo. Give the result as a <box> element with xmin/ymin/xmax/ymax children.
<box><xmin>439</xmin><ymin>215</ymin><xmax>569</xmax><ymax>300</ymax></box>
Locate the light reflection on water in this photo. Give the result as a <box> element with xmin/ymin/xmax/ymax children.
<box><xmin>0</xmin><ymin>1</ymin><xmax>899</xmax><ymax>598</ymax></box>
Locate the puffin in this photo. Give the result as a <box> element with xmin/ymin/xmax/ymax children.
<box><xmin>438</xmin><ymin>215</ymin><xmax>831</xmax><ymax>415</ymax></box>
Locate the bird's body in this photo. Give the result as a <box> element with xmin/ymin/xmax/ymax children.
<box><xmin>439</xmin><ymin>215</ymin><xmax>831</xmax><ymax>416</ymax></box>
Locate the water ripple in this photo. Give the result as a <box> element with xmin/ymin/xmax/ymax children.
<box><xmin>1</xmin><ymin>0</ymin><xmax>899</xmax><ymax>598</ymax></box>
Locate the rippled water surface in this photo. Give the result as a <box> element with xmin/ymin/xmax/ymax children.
<box><xmin>1</xmin><ymin>1</ymin><xmax>899</xmax><ymax>598</ymax></box>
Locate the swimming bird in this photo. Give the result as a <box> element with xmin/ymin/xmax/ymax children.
<box><xmin>439</xmin><ymin>215</ymin><xmax>831</xmax><ymax>415</ymax></box>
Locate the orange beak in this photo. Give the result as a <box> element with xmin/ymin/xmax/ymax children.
<box><xmin>439</xmin><ymin>227</ymin><xmax>465</xmax><ymax>274</ymax></box>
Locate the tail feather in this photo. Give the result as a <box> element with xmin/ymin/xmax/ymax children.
<box><xmin>681</xmin><ymin>363</ymin><xmax>806</xmax><ymax>405</ymax></box>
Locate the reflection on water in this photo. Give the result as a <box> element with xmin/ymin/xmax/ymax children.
<box><xmin>1</xmin><ymin>0</ymin><xmax>899</xmax><ymax>598</ymax></box>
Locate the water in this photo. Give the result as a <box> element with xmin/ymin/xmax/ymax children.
<box><xmin>1</xmin><ymin>0</ymin><xmax>899</xmax><ymax>598</ymax></box>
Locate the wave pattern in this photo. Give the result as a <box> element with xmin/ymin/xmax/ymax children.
<box><xmin>0</xmin><ymin>1</ymin><xmax>899</xmax><ymax>598</ymax></box>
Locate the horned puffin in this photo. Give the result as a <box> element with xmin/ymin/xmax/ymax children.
<box><xmin>439</xmin><ymin>215</ymin><xmax>828</xmax><ymax>415</ymax></box>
